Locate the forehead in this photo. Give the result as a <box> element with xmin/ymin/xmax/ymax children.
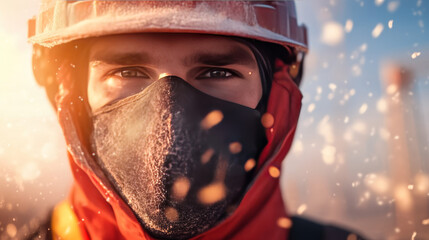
<box><xmin>88</xmin><ymin>33</ymin><xmax>255</xmax><ymax>64</ymax></box>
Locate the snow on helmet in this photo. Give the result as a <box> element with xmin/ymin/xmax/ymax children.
<box><xmin>29</xmin><ymin>0</ymin><xmax>307</xmax><ymax>51</ymax></box>
<box><xmin>29</xmin><ymin>0</ymin><xmax>308</xmax><ymax>106</ymax></box>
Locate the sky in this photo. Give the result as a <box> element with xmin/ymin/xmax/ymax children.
<box><xmin>0</xmin><ymin>0</ymin><xmax>428</xmax><ymax>239</ymax></box>
<box><xmin>285</xmin><ymin>1</ymin><xmax>429</xmax><ymax>239</ymax></box>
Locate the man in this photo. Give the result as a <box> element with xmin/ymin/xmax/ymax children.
<box><xmin>28</xmin><ymin>1</ymin><xmax>366</xmax><ymax>239</ymax></box>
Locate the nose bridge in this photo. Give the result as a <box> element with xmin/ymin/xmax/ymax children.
<box><xmin>157</xmin><ymin>71</ymin><xmax>188</xmax><ymax>82</ymax></box>
<box><xmin>158</xmin><ymin>73</ymin><xmax>171</xmax><ymax>79</ymax></box>
<box><xmin>156</xmin><ymin>59</ymin><xmax>187</xmax><ymax>80</ymax></box>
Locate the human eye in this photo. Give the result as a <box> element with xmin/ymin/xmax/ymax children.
<box><xmin>112</xmin><ymin>67</ymin><xmax>149</xmax><ymax>79</ymax></box>
<box><xmin>197</xmin><ymin>68</ymin><xmax>238</xmax><ymax>80</ymax></box>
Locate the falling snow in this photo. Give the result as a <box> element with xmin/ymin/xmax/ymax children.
<box><xmin>387</xmin><ymin>1</ymin><xmax>400</xmax><ymax>12</ymax></box>
<box><xmin>411</xmin><ymin>52</ymin><xmax>421</xmax><ymax>59</ymax></box>
<box><xmin>388</xmin><ymin>20</ymin><xmax>394</xmax><ymax>29</ymax></box>
<box><xmin>376</xmin><ymin>98</ymin><xmax>388</xmax><ymax>113</ymax></box>
<box><xmin>345</xmin><ymin>19</ymin><xmax>354</xmax><ymax>33</ymax></box>
<box><xmin>321</xmin><ymin>21</ymin><xmax>344</xmax><ymax>46</ymax></box>
<box><xmin>359</xmin><ymin>104</ymin><xmax>368</xmax><ymax>114</ymax></box>
<box><xmin>375</xmin><ymin>0</ymin><xmax>384</xmax><ymax>6</ymax></box>
<box><xmin>321</xmin><ymin>145</ymin><xmax>336</xmax><ymax>165</ymax></box>
<box><xmin>296</xmin><ymin>204</ymin><xmax>308</xmax><ymax>215</ymax></box>
<box><xmin>372</xmin><ymin>23</ymin><xmax>384</xmax><ymax>38</ymax></box>
<box><xmin>307</xmin><ymin>103</ymin><xmax>316</xmax><ymax>113</ymax></box>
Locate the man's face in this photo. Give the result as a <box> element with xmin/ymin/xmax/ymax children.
<box><xmin>86</xmin><ymin>34</ymin><xmax>267</xmax><ymax>238</ymax></box>
<box><xmin>87</xmin><ymin>33</ymin><xmax>262</xmax><ymax>112</ymax></box>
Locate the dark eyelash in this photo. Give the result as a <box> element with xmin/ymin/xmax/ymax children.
<box><xmin>109</xmin><ymin>67</ymin><xmax>148</xmax><ymax>79</ymax></box>
<box><xmin>197</xmin><ymin>68</ymin><xmax>241</xmax><ymax>79</ymax></box>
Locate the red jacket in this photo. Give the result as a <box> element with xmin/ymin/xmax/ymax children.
<box><xmin>52</xmin><ymin>59</ymin><xmax>302</xmax><ymax>240</ymax></box>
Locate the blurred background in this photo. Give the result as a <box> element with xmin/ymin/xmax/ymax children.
<box><xmin>0</xmin><ymin>0</ymin><xmax>428</xmax><ymax>239</ymax></box>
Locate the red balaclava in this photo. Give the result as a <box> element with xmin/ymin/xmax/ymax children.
<box><xmin>53</xmin><ymin>41</ymin><xmax>302</xmax><ymax>239</ymax></box>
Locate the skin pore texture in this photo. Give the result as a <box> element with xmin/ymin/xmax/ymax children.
<box><xmin>87</xmin><ymin>33</ymin><xmax>262</xmax><ymax>112</ymax></box>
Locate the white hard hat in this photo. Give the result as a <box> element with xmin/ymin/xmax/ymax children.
<box><xmin>28</xmin><ymin>0</ymin><xmax>307</xmax><ymax>52</ymax></box>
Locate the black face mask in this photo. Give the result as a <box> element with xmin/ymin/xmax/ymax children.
<box><xmin>91</xmin><ymin>76</ymin><xmax>267</xmax><ymax>240</ymax></box>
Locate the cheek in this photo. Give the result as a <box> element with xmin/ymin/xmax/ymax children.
<box><xmin>88</xmin><ymin>74</ymin><xmax>154</xmax><ymax>112</ymax></box>
<box><xmin>240</xmin><ymin>74</ymin><xmax>263</xmax><ymax>109</ymax></box>
<box><xmin>230</xmin><ymin>71</ymin><xmax>262</xmax><ymax>109</ymax></box>
<box><xmin>190</xmin><ymin>74</ymin><xmax>262</xmax><ymax>109</ymax></box>
<box><xmin>87</xmin><ymin>70</ymin><xmax>102</xmax><ymax>111</ymax></box>
<box><xmin>87</xmin><ymin>70</ymin><xmax>121</xmax><ymax>112</ymax></box>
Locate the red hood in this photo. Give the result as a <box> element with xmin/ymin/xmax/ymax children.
<box><xmin>56</xmin><ymin>59</ymin><xmax>302</xmax><ymax>240</ymax></box>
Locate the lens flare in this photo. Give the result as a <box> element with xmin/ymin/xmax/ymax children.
<box><xmin>171</xmin><ymin>177</ymin><xmax>191</xmax><ymax>201</ymax></box>
<box><xmin>165</xmin><ymin>207</ymin><xmax>179</xmax><ymax>222</ymax></box>
<box><xmin>244</xmin><ymin>158</ymin><xmax>256</xmax><ymax>172</ymax></box>
<box><xmin>201</xmin><ymin>148</ymin><xmax>215</xmax><ymax>164</ymax></box>
<box><xmin>277</xmin><ymin>217</ymin><xmax>292</xmax><ymax>229</ymax></box>
<box><xmin>268</xmin><ymin>166</ymin><xmax>280</xmax><ymax>178</ymax></box>
<box><xmin>200</xmin><ymin>110</ymin><xmax>223</xmax><ymax>130</ymax></box>
<box><xmin>197</xmin><ymin>182</ymin><xmax>226</xmax><ymax>205</ymax></box>
<box><xmin>261</xmin><ymin>113</ymin><xmax>274</xmax><ymax>128</ymax></box>
<box><xmin>228</xmin><ymin>142</ymin><xmax>242</xmax><ymax>154</ymax></box>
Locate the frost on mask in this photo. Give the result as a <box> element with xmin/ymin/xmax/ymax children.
<box><xmin>91</xmin><ymin>76</ymin><xmax>267</xmax><ymax>240</ymax></box>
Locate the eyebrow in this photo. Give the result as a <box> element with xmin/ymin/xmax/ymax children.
<box><xmin>184</xmin><ymin>47</ymin><xmax>255</xmax><ymax>66</ymax></box>
<box><xmin>89</xmin><ymin>46</ymin><xmax>255</xmax><ymax>67</ymax></box>
<box><xmin>90</xmin><ymin>52</ymin><xmax>152</xmax><ymax>66</ymax></box>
